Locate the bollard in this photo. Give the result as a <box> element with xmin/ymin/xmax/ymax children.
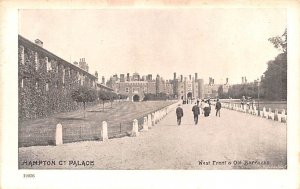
<box><xmin>260</xmin><ymin>110</ymin><xmax>263</xmax><ymax>117</ymax></box>
<box><xmin>262</xmin><ymin>107</ymin><xmax>266</xmax><ymax>118</ymax></box>
<box><xmin>148</xmin><ymin>114</ymin><xmax>152</xmax><ymax>129</ymax></box>
<box><xmin>274</xmin><ymin>109</ymin><xmax>279</xmax><ymax>121</ymax></box>
<box><xmin>159</xmin><ymin>110</ymin><xmax>162</xmax><ymax>120</ymax></box>
<box><xmin>143</xmin><ymin>117</ymin><xmax>148</xmax><ymax>131</ymax></box>
<box><xmin>249</xmin><ymin>106</ymin><xmax>252</xmax><ymax>114</ymax></box>
<box><xmin>281</xmin><ymin>109</ymin><xmax>287</xmax><ymax>123</ymax></box>
<box><xmin>151</xmin><ymin>113</ymin><xmax>155</xmax><ymax>126</ymax></box>
<box><xmin>101</xmin><ymin>121</ymin><xmax>108</xmax><ymax>141</ymax></box>
<box><xmin>268</xmin><ymin>108</ymin><xmax>274</xmax><ymax>120</ymax></box>
<box><xmin>131</xmin><ymin>119</ymin><xmax>139</xmax><ymax>137</ymax></box>
<box><xmin>55</xmin><ymin>123</ymin><xmax>63</xmax><ymax>145</ymax></box>
<box><xmin>155</xmin><ymin>111</ymin><xmax>158</xmax><ymax>123</ymax></box>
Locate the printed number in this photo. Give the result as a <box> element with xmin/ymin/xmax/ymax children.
<box><xmin>23</xmin><ymin>174</ymin><xmax>35</xmax><ymax>178</ymax></box>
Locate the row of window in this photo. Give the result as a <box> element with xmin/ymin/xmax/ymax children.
<box><xmin>20</xmin><ymin>46</ymin><xmax>95</xmax><ymax>88</ymax></box>
<box><xmin>20</xmin><ymin>77</ymin><xmax>95</xmax><ymax>91</ymax></box>
<box><xmin>124</xmin><ymin>87</ymin><xmax>149</xmax><ymax>93</ymax></box>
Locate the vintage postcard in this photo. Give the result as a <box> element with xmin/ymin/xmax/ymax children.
<box><xmin>1</xmin><ymin>0</ymin><xmax>299</xmax><ymax>189</ymax></box>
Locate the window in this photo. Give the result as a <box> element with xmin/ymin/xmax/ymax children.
<box><xmin>46</xmin><ymin>57</ymin><xmax>52</xmax><ymax>71</ymax></box>
<box><xmin>62</xmin><ymin>68</ymin><xmax>65</xmax><ymax>84</ymax></box>
<box><xmin>132</xmin><ymin>87</ymin><xmax>135</xmax><ymax>92</ymax></box>
<box><xmin>20</xmin><ymin>46</ymin><xmax>25</xmax><ymax>65</ymax></box>
<box><xmin>21</xmin><ymin>79</ymin><xmax>24</xmax><ymax>88</ymax></box>
<box><xmin>45</xmin><ymin>83</ymin><xmax>49</xmax><ymax>91</ymax></box>
<box><xmin>35</xmin><ymin>52</ymin><xmax>38</xmax><ymax>70</ymax></box>
<box><xmin>125</xmin><ymin>87</ymin><xmax>129</xmax><ymax>93</ymax></box>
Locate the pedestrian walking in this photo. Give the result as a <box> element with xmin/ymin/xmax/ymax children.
<box><xmin>203</xmin><ymin>100</ymin><xmax>210</xmax><ymax>117</ymax></box>
<box><xmin>176</xmin><ymin>104</ymin><xmax>184</xmax><ymax>126</ymax></box>
<box><xmin>192</xmin><ymin>103</ymin><xmax>200</xmax><ymax>125</ymax></box>
<box><xmin>200</xmin><ymin>99</ymin><xmax>205</xmax><ymax>114</ymax></box>
<box><xmin>215</xmin><ymin>98</ymin><xmax>222</xmax><ymax>117</ymax></box>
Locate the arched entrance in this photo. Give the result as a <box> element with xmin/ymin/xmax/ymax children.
<box><xmin>187</xmin><ymin>92</ymin><xmax>193</xmax><ymax>104</ymax></box>
<box><xmin>133</xmin><ymin>95</ymin><xmax>140</xmax><ymax>102</ymax></box>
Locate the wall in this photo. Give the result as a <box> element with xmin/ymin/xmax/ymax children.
<box><xmin>18</xmin><ymin>35</ymin><xmax>97</xmax><ymax>120</ymax></box>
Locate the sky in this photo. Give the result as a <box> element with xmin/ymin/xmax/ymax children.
<box><xmin>18</xmin><ymin>9</ymin><xmax>286</xmax><ymax>84</ymax></box>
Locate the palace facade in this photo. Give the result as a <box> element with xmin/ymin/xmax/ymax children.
<box><xmin>18</xmin><ymin>35</ymin><xmax>98</xmax><ymax>120</ymax></box>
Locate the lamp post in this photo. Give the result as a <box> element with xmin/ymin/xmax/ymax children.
<box><xmin>257</xmin><ymin>78</ymin><xmax>260</xmax><ymax>116</ymax></box>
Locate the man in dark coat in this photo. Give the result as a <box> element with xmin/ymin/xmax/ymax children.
<box><xmin>176</xmin><ymin>104</ymin><xmax>184</xmax><ymax>126</ymax></box>
<box><xmin>215</xmin><ymin>98</ymin><xmax>222</xmax><ymax>117</ymax></box>
<box><xmin>192</xmin><ymin>103</ymin><xmax>200</xmax><ymax>125</ymax></box>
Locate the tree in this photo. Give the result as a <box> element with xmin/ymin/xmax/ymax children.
<box><xmin>98</xmin><ymin>91</ymin><xmax>110</xmax><ymax>111</ymax></box>
<box><xmin>217</xmin><ymin>85</ymin><xmax>229</xmax><ymax>99</ymax></box>
<box><xmin>108</xmin><ymin>92</ymin><xmax>118</xmax><ymax>108</ymax></box>
<box><xmin>71</xmin><ymin>86</ymin><xmax>97</xmax><ymax>118</ymax></box>
<box><xmin>268</xmin><ymin>28</ymin><xmax>287</xmax><ymax>53</ymax></box>
<box><xmin>262</xmin><ymin>29</ymin><xmax>287</xmax><ymax>100</ymax></box>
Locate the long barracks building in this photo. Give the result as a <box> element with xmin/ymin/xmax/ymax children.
<box><xmin>18</xmin><ymin>35</ymin><xmax>99</xmax><ymax>120</ymax></box>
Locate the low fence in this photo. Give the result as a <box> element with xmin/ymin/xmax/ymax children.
<box><xmin>54</xmin><ymin>100</ymin><xmax>181</xmax><ymax>146</ymax></box>
<box><xmin>220</xmin><ymin>102</ymin><xmax>287</xmax><ymax>123</ymax></box>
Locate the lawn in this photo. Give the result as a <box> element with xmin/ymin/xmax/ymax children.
<box><xmin>19</xmin><ymin>100</ymin><xmax>176</xmax><ymax>147</ymax></box>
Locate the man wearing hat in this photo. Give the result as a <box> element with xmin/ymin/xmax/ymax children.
<box><xmin>176</xmin><ymin>104</ymin><xmax>184</xmax><ymax>126</ymax></box>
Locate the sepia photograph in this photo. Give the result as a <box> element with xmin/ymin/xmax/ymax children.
<box><xmin>0</xmin><ymin>1</ymin><xmax>299</xmax><ymax>189</ymax></box>
<box><xmin>18</xmin><ymin>8</ymin><xmax>287</xmax><ymax>170</ymax></box>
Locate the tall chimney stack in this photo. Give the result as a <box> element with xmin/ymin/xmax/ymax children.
<box><xmin>35</xmin><ymin>39</ymin><xmax>43</xmax><ymax>47</ymax></box>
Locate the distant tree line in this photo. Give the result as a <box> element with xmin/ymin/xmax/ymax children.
<box><xmin>217</xmin><ymin>29</ymin><xmax>287</xmax><ymax>101</ymax></box>
<box><xmin>71</xmin><ymin>86</ymin><xmax>128</xmax><ymax>115</ymax></box>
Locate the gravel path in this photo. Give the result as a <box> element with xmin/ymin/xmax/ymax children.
<box><xmin>19</xmin><ymin>104</ymin><xmax>287</xmax><ymax>169</ymax></box>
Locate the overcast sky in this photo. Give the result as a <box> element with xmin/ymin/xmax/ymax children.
<box><xmin>19</xmin><ymin>9</ymin><xmax>286</xmax><ymax>84</ymax></box>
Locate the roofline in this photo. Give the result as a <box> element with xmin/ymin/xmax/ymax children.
<box><xmin>18</xmin><ymin>34</ymin><xmax>97</xmax><ymax>80</ymax></box>
<box><xmin>96</xmin><ymin>83</ymin><xmax>114</xmax><ymax>91</ymax></box>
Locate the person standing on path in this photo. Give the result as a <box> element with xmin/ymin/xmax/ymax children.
<box><xmin>176</xmin><ymin>104</ymin><xmax>184</xmax><ymax>126</ymax></box>
<box><xmin>215</xmin><ymin>98</ymin><xmax>222</xmax><ymax>117</ymax></box>
<box><xmin>192</xmin><ymin>103</ymin><xmax>200</xmax><ymax>125</ymax></box>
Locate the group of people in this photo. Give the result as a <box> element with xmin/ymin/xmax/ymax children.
<box><xmin>175</xmin><ymin>98</ymin><xmax>222</xmax><ymax>126</ymax></box>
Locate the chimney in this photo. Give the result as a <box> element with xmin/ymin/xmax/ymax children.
<box><xmin>226</xmin><ymin>78</ymin><xmax>228</xmax><ymax>84</ymax></box>
<box><xmin>174</xmin><ymin>72</ymin><xmax>176</xmax><ymax>80</ymax></box>
<box><xmin>95</xmin><ymin>71</ymin><xmax>98</xmax><ymax>78</ymax></box>
<box><xmin>180</xmin><ymin>75</ymin><xmax>183</xmax><ymax>82</ymax></box>
<box><xmin>127</xmin><ymin>73</ymin><xmax>130</xmax><ymax>81</ymax></box>
<box><xmin>102</xmin><ymin>76</ymin><xmax>105</xmax><ymax>84</ymax></box>
<box><xmin>35</xmin><ymin>39</ymin><xmax>43</xmax><ymax>47</ymax></box>
<box><xmin>195</xmin><ymin>73</ymin><xmax>198</xmax><ymax>80</ymax></box>
<box><xmin>189</xmin><ymin>75</ymin><xmax>191</xmax><ymax>80</ymax></box>
<box><xmin>242</xmin><ymin>77</ymin><xmax>244</xmax><ymax>84</ymax></box>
